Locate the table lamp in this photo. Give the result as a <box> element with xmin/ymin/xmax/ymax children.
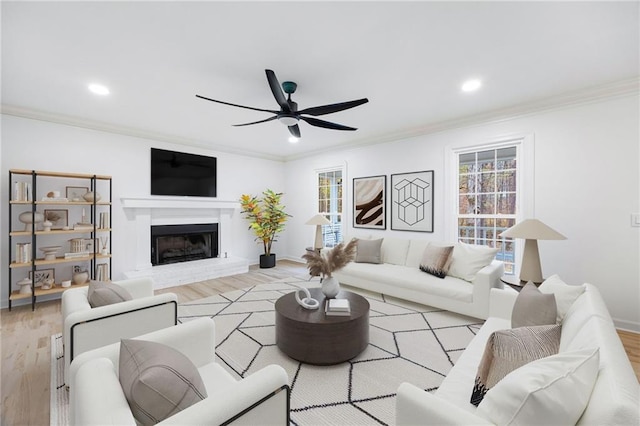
<box><xmin>306</xmin><ymin>214</ymin><xmax>331</xmax><ymax>250</ymax></box>
<box><xmin>499</xmin><ymin>219</ymin><xmax>566</xmax><ymax>284</ymax></box>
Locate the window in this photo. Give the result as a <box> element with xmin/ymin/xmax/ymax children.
<box><xmin>317</xmin><ymin>168</ymin><xmax>343</xmax><ymax>247</ymax></box>
<box><xmin>456</xmin><ymin>144</ymin><xmax>522</xmax><ymax>274</ymax></box>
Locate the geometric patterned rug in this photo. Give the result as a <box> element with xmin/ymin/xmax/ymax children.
<box><xmin>179</xmin><ymin>277</ymin><xmax>484</xmax><ymax>425</ymax></box>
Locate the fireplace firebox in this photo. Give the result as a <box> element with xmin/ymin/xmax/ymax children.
<box><xmin>151</xmin><ymin>223</ymin><xmax>218</xmax><ymax>266</ymax></box>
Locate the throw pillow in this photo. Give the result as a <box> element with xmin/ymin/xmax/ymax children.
<box><xmin>476</xmin><ymin>348</ymin><xmax>600</xmax><ymax>426</ymax></box>
<box><xmin>470</xmin><ymin>324</ymin><xmax>561</xmax><ymax>406</ymax></box>
<box><xmin>538</xmin><ymin>274</ymin><xmax>586</xmax><ymax>323</ymax></box>
<box><xmin>119</xmin><ymin>339</ymin><xmax>208</xmax><ymax>425</ymax></box>
<box><xmin>419</xmin><ymin>244</ymin><xmax>454</xmax><ymax>278</ymax></box>
<box><xmin>447</xmin><ymin>242</ymin><xmax>498</xmax><ymax>282</ymax></box>
<box><xmin>355</xmin><ymin>238</ymin><xmax>383</xmax><ymax>264</ymax></box>
<box><xmin>88</xmin><ymin>280</ymin><xmax>133</xmax><ymax>308</ymax></box>
<box><xmin>511</xmin><ymin>281</ymin><xmax>557</xmax><ymax>328</ymax></box>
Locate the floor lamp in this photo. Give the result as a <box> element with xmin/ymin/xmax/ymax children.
<box><xmin>306</xmin><ymin>214</ymin><xmax>331</xmax><ymax>250</ymax></box>
<box><xmin>499</xmin><ymin>219</ymin><xmax>566</xmax><ymax>285</ymax></box>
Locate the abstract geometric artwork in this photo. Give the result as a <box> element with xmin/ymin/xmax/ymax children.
<box><xmin>353</xmin><ymin>175</ymin><xmax>386</xmax><ymax>229</ymax></box>
<box><xmin>391</xmin><ymin>170</ymin><xmax>434</xmax><ymax>232</ymax></box>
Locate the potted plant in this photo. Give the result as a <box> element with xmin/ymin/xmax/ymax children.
<box><xmin>239</xmin><ymin>189</ymin><xmax>291</xmax><ymax>268</ymax></box>
<box><xmin>302</xmin><ymin>238</ymin><xmax>357</xmax><ymax>298</ymax></box>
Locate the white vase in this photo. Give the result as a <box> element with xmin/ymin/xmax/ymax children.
<box><xmin>321</xmin><ymin>276</ymin><xmax>340</xmax><ymax>299</ymax></box>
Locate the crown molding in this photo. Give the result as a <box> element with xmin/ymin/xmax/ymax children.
<box><xmin>283</xmin><ymin>76</ymin><xmax>640</xmax><ymax>161</ymax></box>
<box><xmin>0</xmin><ymin>105</ymin><xmax>285</xmax><ymax>162</ymax></box>
<box><xmin>3</xmin><ymin>77</ymin><xmax>637</xmax><ymax>163</ymax></box>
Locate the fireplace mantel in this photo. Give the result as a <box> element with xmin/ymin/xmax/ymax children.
<box><xmin>121</xmin><ymin>196</ymin><xmax>242</xmax><ymax>282</ymax></box>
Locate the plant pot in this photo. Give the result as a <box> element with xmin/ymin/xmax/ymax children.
<box><xmin>321</xmin><ymin>276</ymin><xmax>340</xmax><ymax>299</ymax></box>
<box><xmin>260</xmin><ymin>253</ymin><xmax>276</xmax><ymax>268</ymax></box>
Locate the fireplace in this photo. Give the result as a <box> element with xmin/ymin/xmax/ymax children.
<box><xmin>151</xmin><ymin>223</ymin><xmax>218</xmax><ymax>266</ymax></box>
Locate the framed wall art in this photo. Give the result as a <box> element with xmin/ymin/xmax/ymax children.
<box><xmin>353</xmin><ymin>175</ymin><xmax>386</xmax><ymax>229</ymax></box>
<box><xmin>29</xmin><ymin>268</ymin><xmax>55</xmax><ymax>287</ymax></box>
<box><xmin>391</xmin><ymin>170</ymin><xmax>434</xmax><ymax>232</ymax></box>
<box><xmin>66</xmin><ymin>186</ymin><xmax>88</xmax><ymax>201</ymax></box>
<box><xmin>44</xmin><ymin>209</ymin><xmax>68</xmax><ymax>230</ymax></box>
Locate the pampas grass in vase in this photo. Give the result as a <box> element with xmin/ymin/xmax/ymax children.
<box><xmin>302</xmin><ymin>238</ymin><xmax>357</xmax><ymax>298</ymax></box>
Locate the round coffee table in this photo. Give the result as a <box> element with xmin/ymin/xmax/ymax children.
<box><xmin>275</xmin><ymin>288</ymin><xmax>369</xmax><ymax>365</ymax></box>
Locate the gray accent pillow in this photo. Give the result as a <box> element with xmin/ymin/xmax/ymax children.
<box><xmin>419</xmin><ymin>244</ymin><xmax>454</xmax><ymax>278</ymax></box>
<box><xmin>88</xmin><ymin>280</ymin><xmax>133</xmax><ymax>308</ymax></box>
<box><xmin>470</xmin><ymin>324</ymin><xmax>561</xmax><ymax>406</ymax></box>
<box><xmin>355</xmin><ymin>238</ymin><xmax>383</xmax><ymax>264</ymax></box>
<box><xmin>511</xmin><ymin>281</ymin><xmax>557</xmax><ymax>328</ymax></box>
<box><xmin>119</xmin><ymin>339</ymin><xmax>208</xmax><ymax>425</ymax></box>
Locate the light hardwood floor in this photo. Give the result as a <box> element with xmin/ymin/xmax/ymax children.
<box><xmin>1</xmin><ymin>260</ymin><xmax>638</xmax><ymax>426</ymax></box>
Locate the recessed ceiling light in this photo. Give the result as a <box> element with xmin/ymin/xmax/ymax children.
<box><xmin>288</xmin><ymin>136</ymin><xmax>299</xmax><ymax>143</ymax></box>
<box><xmin>88</xmin><ymin>83</ymin><xmax>110</xmax><ymax>95</ymax></box>
<box><xmin>461</xmin><ymin>79</ymin><xmax>482</xmax><ymax>92</ymax></box>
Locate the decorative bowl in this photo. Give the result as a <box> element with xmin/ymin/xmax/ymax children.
<box><xmin>73</xmin><ymin>270</ymin><xmax>89</xmax><ymax>285</ymax></box>
<box><xmin>83</xmin><ymin>191</ymin><xmax>101</xmax><ymax>202</ymax></box>
<box><xmin>39</xmin><ymin>246</ymin><xmax>61</xmax><ymax>261</ymax></box>
<box><xmin>18</xmin><ymin>211</ymin><xmax>44</xmax><ymax>231</ymax></box>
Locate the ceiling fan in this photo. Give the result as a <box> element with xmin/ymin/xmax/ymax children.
<box><xmin>196</xmin><ymin>69</ymin><xmax>369</xmax><ymax>138</ymax></box>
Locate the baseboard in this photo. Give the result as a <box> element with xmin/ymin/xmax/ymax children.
<box><xmin>614</xmin><ymin>318</ymin><xmax>640</xmax><ymax>334</ymax></box>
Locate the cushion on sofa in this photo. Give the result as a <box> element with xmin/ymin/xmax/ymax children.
<box><xmin>538</xmin><ymin>274</ymin><xmax>585</xmax><ymax>323</ymax></box>
<box><xmin>405</xmin><ymin>239</ymin><xmax>430</xmax><ymax>268</ymax></box>
<box><xmin>511</xmin><ymin>282</ymin><xmax>557</xmax><ymax>328</ymax></box>
<box><xmin>355</xmin><ymin>238</ymin><xmax>383</xmax><ymax>264</ymax></box>
<box><xmin>448</xmin><ymin>242</ymin><xmax>498</xmax><ymax>282</ymax></box>
<box><xmin>470</xmin><ymin>324</ymin><xmax>561</xmax><ymax>406</ymax></box>
<box><xmin>381</xmin><ymin>237</ymin><xmax>410</xmax><ymax>265</ymax></box>
<box><xmin>119</xmin><ymin>339</ymin><xmax>208</xmax><ymax>425</ymax></box>
<box><xmin>88</xmin><ymin>280</ymin><xmax>133</xmax><ymax>307</ymax></box>
<box><xmin>419</xmin><ymin>244</ymin><xmax>454</xmax><ymax>278</ymax></box>
<box><xmin>476</xmin><ymin>348</ymin><xmax>600</xmax><ymax>425</ymax></box>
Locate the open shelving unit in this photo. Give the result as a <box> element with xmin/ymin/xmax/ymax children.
<box><xmin>8</xmin><ymin>169</ymin><xmax>112</xmax><ymax>310</ymax></box>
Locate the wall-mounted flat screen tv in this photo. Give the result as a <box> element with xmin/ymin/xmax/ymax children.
<box><xmin>151</xmin><ymin>148</ymin><xmax>217</xmax><ymax>197</ymax></box>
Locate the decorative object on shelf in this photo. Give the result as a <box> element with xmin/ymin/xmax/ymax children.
<box><xmin>18</xmin><ymin>278</ymin><xmax>32</xmax><ymax>295</ymax></box>
<box><xmin>391</xmin><ymin>170</ymin><xmax>434</xmax><ymax>232</ymax></box>
<box><xmin>83</xmin><ymin>191</ymin><xmax>101</xmax><ymax>202</ymax></box>
<box><xmin>18</xmin><ymin>211</ymin><xmax>44</xmax><ymax>231</ymax></box>
<box><xmin>48</xmin><ymin>190</ymin><xmax>61</xmax><ymax>198</ymax></box>
<box><xmin>40</xmin><ymin>245</ymin><xmax>61</xmax><ymax>261</ymax></box>
<box><xmin>239</xmin><ymin>189</ymin><xmax>291</xmax><ymax>269</ymax></box>
<box><xmin>61</xmin><ymin>279</ymin><xmax>72</xmax><ymax>288</ymax></box>
<box><xmin>66</xmin><ymin>186</ymin><xmax>88</xmax><ymax>201</ymax></box>
<box><xmin>302</xmin><ymin>239</ymin><xmax>357</xmax><ymax>298</ymax></box>
<box><xmin>29</xmin><ymin>268</ymin><xmax>55</xmax><ymax>288</ymax></box>
<box><xmin>42</xmin><ymin>220</ymin><xmax>53</xmax><ymax>232</ymax></box>
<box><xmin>100</xmin><ymin>236</ymin><xmax>109</xmax><ymax>255</ymax></box>
<box><xmin>306</xmin><ymin>214</ymin><xmax>331</xmax><ymax>250</ymax></box>
<box><xmin>41</xmin><ymin>277</ymin><xmax>54</xmax><ymax>290</ymax></box>
<box><xmin>294</xmin><ymin>287</ymin><xmax>320</xmax><ymax>310</ymax></box>
<box><xmin>353</xmin><ymin>175</ymin><xmax>386</xmax><ymax>229</ymax></box>
<box><xmin>15</xmin><ymin>242</ymin><xmax>32</xmax><ymax>263</ymax></box>
<box><xmin>13</xmin><ymin>181</ymin><xmax>31</xmax><ymax>201</ymax></box>
<box><xmin>44</xmin><ymin>209</ymin><xmax>68</xmax><ymax>230</ymax></box>
<box><xmin>499</xmin><ymin>219</ymin><xmax>567</xmax><ymax>284</ymax></box>
<box><xmin>72</xmin><ymin>270</ymin><xmax>89</xmax><ymax>285</ymax></box>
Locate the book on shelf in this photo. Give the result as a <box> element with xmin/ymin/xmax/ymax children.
<box><xmin>64</xmin><ymin>252</ymin><xmax>90</xmax><ymax>259</ymax></box>
<box><xmin>325</xmin><ymin>298</ymin><xmax>351</xmax><ymax>316</ymax></box>
<box><xmin>15</xmin><ymin>242</ymin><xmax>32</xmax><ymax>263</ymax></box>
<box><xmin>40</xmin><ymin>197</ymin><xmax>68</xmax><ymax>202</ymax></box>
<box><xmin>73</xmin><ymin>223</ymin><xmax>94</xmax><ymax>230</ymax></box>
<box><xmin>95</xmin><ymin>263</ymin><xmax>109</xmax><ymax>281</ymax></box>
<box><xmin>99</xmin><ymin>212</ymin><xmax>109</xmax><ymax>228</ymax></box>
<box><xmin>13</xmin><ymin>181</ymin><xmax>31</xmax><ymax>202</ymax></box>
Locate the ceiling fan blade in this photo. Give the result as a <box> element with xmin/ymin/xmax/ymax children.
<box><xmin>300</xmin><ymin>116</ymin><xmax>357</xmax><ymax>131</ymax></box>
<box><xmin>297</xmin><ymin>98</ymin><xmax>369</xmax><ymax>116</ymax></box>
<box><xmin>288</xmin><ymin>124</ymin><xmax>301</xmax><ymax>138</ymax></box>
<box><xmin>265</xmin><ymin>69</ymin><xmax>289</xmax><ymax>111</ymax></box>
<box><xmin>195</xmin><ymin>94</ymin><xmax>279</xmax><ymax>114</ymax></box>
<box><xmin>232</xmin><ymin>116</ymin><xmax>278</xmax><ymax>127</ymax></box>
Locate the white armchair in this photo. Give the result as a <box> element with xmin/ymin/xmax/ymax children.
<box><xmin>61</xmin><ymin>277</ymin><xmax>178</xmax><ymax>384</ymax></box>
<box><xmin>68</xmin><ymin>317</ymin><xmax>290</xmax><ymax>425</ymax></box>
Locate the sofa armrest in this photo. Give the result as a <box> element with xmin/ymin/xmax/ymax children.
<box><xmin>489</xmin><ymin>287</ymin><xmax>518</xmax><ymax>320</ymax></box>
<box><xmin>396</xmin><ymin>383</ymin><xmax>494</xmax><ymax>426</ymax></box>
<box><xmin>470</xmin><ymin>260</ymin><xmax>504</xmax><ymax>319</ymax></box>
<box><xmin>71</xmin><ymin>358</ymin><xmax>137</xmax><ymax>426</ymax></box>
<box><xmin>69</xmin><ymin>318</ymin><xmax>217</xmax><ymax>390</ymax></box>
<box><xmin>160</xmin><ymin>364</ymin><xmax>290</xmax><ymax>425</ymax></box>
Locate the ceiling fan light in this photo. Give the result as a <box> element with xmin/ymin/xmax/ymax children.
<box><xmin>288</xmin><ymin>136</ymin><xmax>299</xmax><ymax>143</ymax></box>
<box><xmin>461</xmin><ymin>79</ymin><xmax>482</xmax><ymax>92</ymax></box>
<box><xmin>278</xmin><ymin>115</ymin><xmax>299</xmax><ymax>126</ymax></box>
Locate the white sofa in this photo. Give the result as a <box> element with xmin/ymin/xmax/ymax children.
<box><xmin>61</xmin><ymin>277</ymin><xmax>178</xmax><ymax>384</ymax></box>
<box><xmin>396</xmin><ymin>283</ymin><xmax>640</xmax><ymax>425</ymax></box>
<box><xmin>333</xmin><ymin>237</ymin><xmax>504</xmax><ymax>319</ymax></box>
<box><xmin>68</xmin><ymin>317</ymin><xmax>290</xmax><ymax>425</ymax></box>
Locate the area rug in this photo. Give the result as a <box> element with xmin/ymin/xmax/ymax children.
<box><xmin>51</xmin><ymin>277</ymin><xmax>483</xmax><ymax>425</ymax></box>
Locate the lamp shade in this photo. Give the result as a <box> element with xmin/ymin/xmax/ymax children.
<box><xmin>499</xmin><ymin>219</ymin><xmax>566</xmax><ymax>240</ymax></box>
<box><xmin>305</xmin><ymin>214</ymin><xmax>331</xmax><ymax>226</ymax></box>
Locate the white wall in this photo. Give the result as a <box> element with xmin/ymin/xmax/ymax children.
<box><xmin>284</xmin><ymin>94</ymin><xmax>640</xmax><ymax>331</ymax></box>
<box><xmin>1</xmin><ymin>115</ymin><xmax>286</xmax><ymax>307</ymax></box>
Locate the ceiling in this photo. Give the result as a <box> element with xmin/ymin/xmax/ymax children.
<box><xmin>2</xmin><ymin>1</ymin><xmax>638</xmax><ymax>161</ymax></box>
